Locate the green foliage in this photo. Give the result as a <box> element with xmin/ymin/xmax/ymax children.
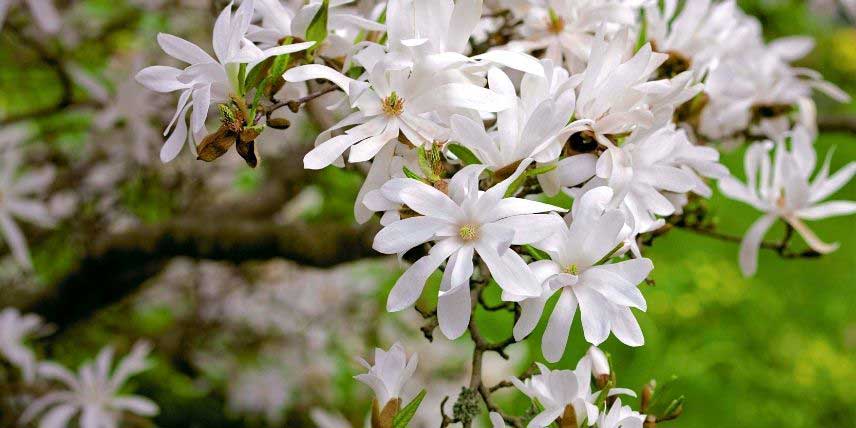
<box><xmin>447</xmin><ymin>143</ymin><xmax>481</xmax><ymax>165</ymax></box>
<box><xmin>304</xmin><ymin>0</ymin><xmax>329</xmax><ymax>58</ymax></box>
<box><xmin>392</xmin><ymin>389</ymin><xmax>426</xmax><ymax>428</ymax></box>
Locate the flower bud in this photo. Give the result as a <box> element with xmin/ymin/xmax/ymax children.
<box><xmin>586</xmin><ymin>346</ymin><xmax>610</xmax><ymax>387</ymax></box>
<box><xmin>267</xmin><ymin>117</ymin><xmax>291</xmax><ymax>130</ymax></box>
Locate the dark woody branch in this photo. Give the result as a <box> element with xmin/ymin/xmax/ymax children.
<box><xmin>26</xmin><ymin>218</ymin><xmax>380</xmax><ymax>332</ymax></box>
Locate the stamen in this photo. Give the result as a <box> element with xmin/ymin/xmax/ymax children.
<box><xmin>382</xmin><ymin>91</ymin><xmax>405</xmax><ymax>116</ymax></box>
<box><xmin>458</xmin><ymin>224</ymin><xmax>480</xmax><ymax>241</ymax></box>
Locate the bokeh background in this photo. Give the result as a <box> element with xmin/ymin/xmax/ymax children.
<box><xmin>0</xmin><ymin>0</ymin><xmax>854</xmax><ymax>427</ymax></box>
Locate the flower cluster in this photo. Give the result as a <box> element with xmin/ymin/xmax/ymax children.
<box><xmin>130</xmin><ymin>0</ymin><xmax>855</xmax><ymax>426</ymax></box>
<box><xmin>0</xmin><ymin>307</ymin><xmax>158</xmax><ymax>428</ymax></box>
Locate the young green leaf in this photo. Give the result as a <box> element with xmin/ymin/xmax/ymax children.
<box><xmin>402</xmin><ymin>166</ymin><xmax>424</xmax><ymax>181</ymax></box>
<box><xmin>304</xmin><ymin>0</ymin><xmax>329</xmax><ymax>56</ymax></box>
<box><xmin>523</xmin><ymin>244</ymin><xmax>549</xmax><ymax>261</ymax></box>
<box><xmin>446</xmin><ymin>143</ymin><xmax>481</xmax><ymax>165</ymax></box>
<box><xmin>392</xmin><ymin>389</ymin><xmax>426</xmax><ymax>428</ymax></box>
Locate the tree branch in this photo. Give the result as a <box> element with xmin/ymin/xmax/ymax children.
<box><xmin>25</xmin><ymin>219</ymin><xmax>379</xmax><ymax>332</ymax></box>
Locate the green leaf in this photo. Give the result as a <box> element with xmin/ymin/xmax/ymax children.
<box><xmin>393</xmin><ymin>389</ymin><xmax>426</xmax><ymax>428</ymax></box>
<box><xmin>244</xmin><ymin>57</ymin><xmax>273</xmax><ymax>91</ymax></box>
<box><xmin>402</xmin><ymin>166</ymin><xmax>423</xmax><ymax>181</ymax></box>
<box><xmin>237</xmin><ymin>63</ymin><xmax>247</xmax><ymax>96</ymax></box>
<box><xmin>523</xmin><ymin>244</ymin><xmax>549</xmax><ymax>261</ymax></box>
<box><xmin>527</xmin><ymin>164</ymin><xmax>557</xmax><ymax>176</ymax></box>
<box><xmin>446</xmin><ymin>143</ymin><xmax>481</xmax><ymax>165</ymax></box>
<box><xmin>635</xmin><ymin>9</ymin><xmax>648</xmax><ymax>52</ymax></box>
<box><xmin>305</xmin><ymin>0</ymin><xmax>329</xmax><ymax>57</ymax></box>
<box><xmin>502</xmin><ymin>164</ymin><xmax>555</xmax><ymax>197</ymax></box>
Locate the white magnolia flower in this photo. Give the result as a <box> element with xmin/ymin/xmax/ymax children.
<box><xmin>381</xmin><ymin>0</ymin><xmax>542</xmax><ymax>75</ymax></box>
<box><xmin>510</xmin><ymin>361</ymin><xmax>600</xmax><ymax>427</ymax></box>
<box><xmin>289</xmin><ymin>61</ymin><xmax>512</xmax><ymax>170</ymax></box>
<box><xmin>699</xmin><ymin>37</ymin><xmax>849</xmax><ymax>141</ymax></box>
<box><xmin>354</xmin><ymin>342</ymin><xmax>418</xmax><ymax>408</ymax></box>
<box><xmin>594</xmin><ymin>124</ymin><xmax>723</xmax><ymax>235</ymax></box>
<box><xmin>286</xmin><ymin>60</ymin><xmax>511</xmax><ymax>223</ymax></box>
<box><xmin>596</xmin><ymin>398</ymin><xmax>645</xmax><ymax>428</ymax></box>
<box><xmin>373</xmin><ymin>160</ymin><xmax>564</xmax><ymax>339</ymax></box>
<box><xmin>0</xmin><ymin>308</ymin><xmax>44</xmax><ymax>382</ymax></box>
<box><xmin>135</xmin><ymin>0</ymin><xmax>314</xmax><ymax>162</ymax></box>
<box><xmin>718</xmin><ymin>127</ymin><xmax>856</xmax><ymax>276</ymax></box>
<box><xmin>22</xmin><ymin>341</ymin><xmax>159</xmax><ymax>428</ymax></box>
<box><xmin>509</xmin><ymin>0</ymin><xmax>641</xmax><ymax>73</ymax></box>
<box><xmin>251</xmin><ymin>0</ymin><xmax>383</xmax><ymax>56</ymax></box>
<box><xmin>645</xmin><ymin>0</ymin><xmax>754</xmax><ymax>77</ymax></box>
<box><xmin>0</xmin><ymin>0</ymin><xmax>61</xmax><ymax>34</ymax></box>
<box><xmin>0</xmin><ymin>129</ymin><xmax>56</xmax><ymax>268</ymax></box>
<box><xmin>514</xmin><ymin>187</ymin><xmax>652</xmax><ymax>361</ymax></box>
<box><xmin>449</xmin><ymin>63</ymin><xmax>576</xmax><ymax>171</ymax></box>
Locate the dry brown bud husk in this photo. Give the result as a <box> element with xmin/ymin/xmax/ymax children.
<box><xmin>197</xmin><ymin>126</ymin><xmax>236</xmax><ymax>162</ymax></box>
<box><xmin>236</xmin><ymin>139</ymin><xmax>259</xmax><ymax>168</ymax></box>
<box><xmin>557</xmin><ymin>405</ymin><xmax>578</xmax><ymax>428</ymax></box>
<box><xmin>371</xmin><ymin>398</ymin><xmax>401</xmax><ymax>428</ymax></box>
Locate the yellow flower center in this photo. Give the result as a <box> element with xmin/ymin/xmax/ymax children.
<box><xmin>547</xmin><ymin>9</ymin><xmax>565</xmax><ymax>34</ymax></box>
<box><xmin>563</xmin><ymin>264</ymin><xmax>579</xmax><ymax>275</ymax></box>
<box><xmin>458</xmin><ymin>224</ymin><xmax>480</xmax><ymax>241</ymax></box>
<box><xmin>382</xmin><ymin>92</ymin><xmax>405</xmax><ymax>117</ymax></box>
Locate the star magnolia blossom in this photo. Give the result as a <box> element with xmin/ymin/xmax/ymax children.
<box><xmin>645</xmin><ymin>0</ymin><xmax>752</xmax><ymax>77</ymax></box>
<box><xmin>0</xmin><ymin>131</ymin><xmax>56</xmax><ymax>268</ymax></box>
<box><xmin>251</xmin><ymin>0</ymin><xmax>384</xmax><ymax>56</ymax></box>
<box><xmin>597</xmin><ymin>399</ymin><xmax>645</xmax><ymax>428</ymax></box>
<box><xmin>372</xmin><ymin>160</ymin><xmax>564</xmax><ymax>339</ymax></box>
<box><xmin>0</xmin><ymin>308</ymin><xmax>44</xmax><ymax>382</ymax></box>
<box><xmin>354</xmin><ymin>342</ymin><xmax>418</xmax><ymax>408</ymax></box>
<box><xmin>286</xmin><ymin>61</ymin><xmax>511</xmax><ymax>224</ymax></box>
<box><xmin>592</xmin><ymin>124</ymin><xmax>727</xmax><ymax>235</ymax></box>
<box><xmin>449</xmin><ymin>63</ymin><xmax>576</xmax><ymax>171</ymax></box>
<box><xmin>135</xmin><ymin>0</ymin><xmax>314</xmax><ymax>162</ymax></box>
<box><xmin>719</xmin><ymin>127</ymin><xmax>856</xmax><ymax>276</ymax></box>
<box><xmin>22</xmin><ymin>341</ymin><xmax>158</xmax><ymax>428</ymax></box>
<box><xmin>510</xmin><ymin>360</ymin><xmax>600</xmax><ymax>428</ymax></box>
<box><xmin>510</xmin><ymin>0</ymin><xmax>641</xmax><ymax>73</ymax></box>
<box><xmin>514</xmin><ymin>187</ymin><xmax>652</xmax><ymax>361</ymax></box>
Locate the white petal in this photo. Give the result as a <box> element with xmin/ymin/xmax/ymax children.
<box><xmin>373</xmin><ymin>216</ymin><xmax>446</xmax><ymax>255</ymax></box>
<box><xmin>542</xmin><ymin>288</ymin><xmax>578</xmax><ymax>363</ymax></box>
<box><xmin>476</xmin><ymin>241</ymin><xmax>541</xmax><ymax>297</ymax></box>
<box><xmin>797</xmin><ymin>201</ymin><xmax>856</xmax><ymax>220</ymax></box>
<box><xmin>416</xmin><ymin>83</ymin><xmax>513</xmax><ymax>112</ymax></box>
<box><xmin>473</xmin><ymin>50</ymin><xmax>545</xmax><ymax>77</ymax></box>
<box><xmin>0</xmin><ymin>212</ymin><xmax>31</xmax><ymax>268</ymax></box>
<box><xmin>38</xmin><ymin>404</ymin><xmax>78</xmax><ymax>428</ymax></box>
<box><xmin>437</xmin><ymin>282</ymin><xmax>472</xmax><ymax>339</ymax></box>
<box><xmin>611</xmin><ymin>307</ymin><xmax>644</xmax><ymax>347</ymax></box>
<box><xmin>135</xmin><ymin>66</ymin><xmax>187</xmax><ymax>93</ymax></box>
<box><xmin>157</xmin><ymin>33</ymin><xmax>215</xmax><ymax>64</ymax></box>
<box><xmin>787</xmin><ymin>216</ymin><xmax>840</xmax><ymax>255</ymax></box>
<box><xmin>284</xmin><ymin>64</ymin><xmax>354</xmax><ymax>95</ymax></box>
<box><xmin>738</xmin><ymin>214</ymin><xmax>777</xmax><ymax>277</ymax></box>
<box><xmin>303</xmin><ymin>134</ymin><xmax>362</xmax><ymax>169</ymax></box>
<box><xmin>160</xmin><ymin>106</ymin><xmax>189</xmax><ymax>162</ymax></box>
<box><xmin>445</xmin><ymin>0</ymin><xmax>482</xmax><ymax>53</ymax></box>
<box><xmin>386</xmin><ymin>239</ymin><xmax>459</xmax><ymax>311</ymax></box>
<box><xmin>514</xmin><ymin>292</ymin><xmax>550</xmax><ymax>341</ymax></box>
<box><xmin>111</xmin><ymin>396</ymin><xmax>159</xmax><ymax>416</ymax></box>
<box><xmin>528</xmin><ymin>406</ymin><xmax>565</xmax><ymax>428</ymax></box>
